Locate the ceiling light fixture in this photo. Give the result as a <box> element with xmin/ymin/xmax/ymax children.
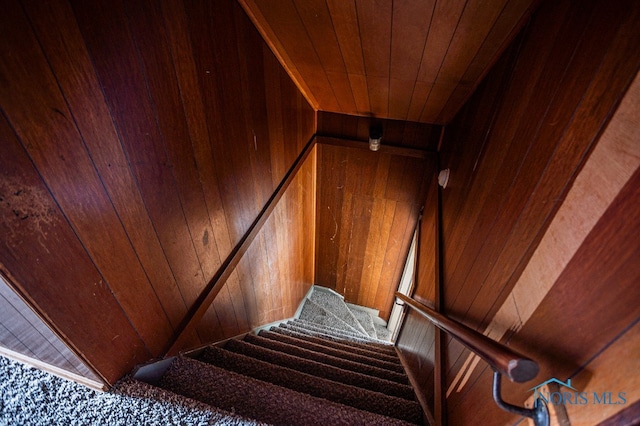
<box><xmin>369</xmin><ymin>125</ymin><xmax>382</xmax><ymax>151</ymax></box>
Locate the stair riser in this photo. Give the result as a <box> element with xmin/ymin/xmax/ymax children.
<box><xmin>270</xmin><ymin>327</ymin><xmax>405</xmax><ymax>372</ymax></box>
<box><xmin>198</xmin><ymin>347</ymin><xmax>422</xmax><ymax>424</ymax></box>
<box><xmin>277</xmin><ymin>324</ymin><xmax>401</xmax><ymax>363</ymax></box>
<box><xmin>227</xmin><ymin>338</ymin><xmax>416</xmax><ymax>400</ymax></box>
<box><xmin>291</xmin><ymin>318</ymin><xmax>394</xmax><ymax>350</ymax></box>
<box><xmin>161</xmin><ymin>357</ymin><xmax>413</xmax><ymax>426</ymax></box>
<box><xmin>255</xmin><ymin>331</ymin><xmax>410</xmax><ymax>384</ymax></box>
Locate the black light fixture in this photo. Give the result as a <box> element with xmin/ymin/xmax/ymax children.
<box><xmin>369</xmin><ymin>125</ymin><xmax>382</xmax><ymax>151</ymax></box>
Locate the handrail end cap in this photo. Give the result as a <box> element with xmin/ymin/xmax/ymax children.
<box><xmin>508</xmin><ymin>359</ymin><xmax>539</xmax><ymax>383</ymax></box>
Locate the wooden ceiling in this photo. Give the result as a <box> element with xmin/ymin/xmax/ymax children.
<box><xmin>239</xmin><ymin>0</ymin><xmax>540</xmax><ymax>125</ymax></box>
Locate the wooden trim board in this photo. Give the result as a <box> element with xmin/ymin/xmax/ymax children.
<box><xmin>0</xmin><ymin>346</ymin><xmax>107</xmax><ymax>391</ymax></box>
<box><xmin>317</xmin><ymin>136</ymin><xmax>433</xmax><ymax>159</ymax></box>
<box><xmin>165</xmin><ymin>135</ymin><xmax>317</xmax><ymax>356</ymax></box>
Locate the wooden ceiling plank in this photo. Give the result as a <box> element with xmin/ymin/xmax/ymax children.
<box><xmin>356</xmin><ymin>0</ymin><xmax>393</xmax><ymax>79</ymax></box>
<box><xmin>293</xmin><ymin>0</ymin><xmax>356</xmax><ymax>114</ymax></box>
<box><xmin>368</xmin><ymin>76</ymin><xmax>390</xmax><ymax>117</ymax></box>
<box><xmin>348</xmin><ymin>73</ymin><xmax>371</xmax><ymax>114</ymax></box>
<box><xmin>390</xmin><ymin>0</ymin><xmax>436</xmax><ymax>81</ymax></box>
<box><xmin>427</xmin><ymin>0</ymin><xmax>511</xmax><ymax>120</ymax></box>
<box><xmin>407</xmin><ymin>81</ymin><xmax>434</xmax><ymax>122</ymax></box>
<box><xmin>388</xmin><ymin>0</ymin><xmax>437</xmax><ymax>121</ymax></box>
<box><xmin>239</xmin><ymin>0</ymin><xmax>321</xmax><ymax>110</ymax></box>
<box><xmin>253</xmin><ymin>0</ymin><xmax>341</xmax><ymax>111</ymax></box>
<box><xmin>416</xmin><ymin>0</ymin><xmax>467</xmax><ymax>84</ymax></box>
<box><xmin>421</xmin><ymin>82</ymin><xmax>466</xmax><ymax>123</ymax></box>
<box><xmin>326</xmin><ymin>0</ymin><xmax>365</xmax><ymax>76</ymax></box>
<box><xmin>294</xmin><ymin>0</ymin><xmax>346</xmax><ymax>74</ymax></box>
<box><xmin>389</xmin><ymin>78</ymin><xmax>417</xmax><ymax>121</ymax></box>
<box><xmin>438</xmin><ymin>0</ymin><xmax>541</xmax><ymax>123</ymax></box>
<box><xmin>327</xmin><ymin>71</ymin><xmax>359</xmax><ymax>115</ymax></box>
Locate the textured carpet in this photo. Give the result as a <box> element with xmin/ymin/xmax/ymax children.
<box><xmin>307</xmin><ymin>289</ymin><xmax>368</xmax><ymax>335</ymax></box>
<box><xmin>197</xmin><ymin>346</ymin><xmax>421</xmax><ymax>422</ymax></box>
<box><xmin>0</xmin><ymin>287</ymin><xmax>416</xmax><ymax>425</ymax></box>
<box><xmin>345</xmin><ymin>305</ymin><xmax>378</xmax><ymax>338</ymax></box>
<box><xmin>256</xmin><ymin>329</ymin><xmax>408</xmax><ymax>381</ymax></box>
<box><xmin>160</xmin><ymin>356</ymin><xmax>414</xmax><ymax>426</ymax></box>
<box><xmin>0</xmin><ymin>355</ymin><xmax>261</xmax><ymax>425</ymax></box>
<box><xmin>231</xmin><ymin>334</ymin><xmax>413</xmax><ymax>395</ymax></box>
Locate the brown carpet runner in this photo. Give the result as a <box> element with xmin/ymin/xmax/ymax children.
<box><xmin>137</xmin><ymin>294</ymin><xmax>424</xmax><ymax>425</ymax></box>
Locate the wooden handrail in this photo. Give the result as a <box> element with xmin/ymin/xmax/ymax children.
<box><xmin>395</xmin><ymin>292</ymin><xmax>539</xmax><ymax>383</ymax></box>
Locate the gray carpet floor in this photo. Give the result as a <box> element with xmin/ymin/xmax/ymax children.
<box><xmin>0</xmin><ymin>355</ymin><xmax>261</xmax><ymax>426</ymax></box>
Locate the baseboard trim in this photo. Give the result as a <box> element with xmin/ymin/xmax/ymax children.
<box><xmin>0</xmin><ymin>346</ymin><xmax>107</xmax><ymax>391</ymax></box>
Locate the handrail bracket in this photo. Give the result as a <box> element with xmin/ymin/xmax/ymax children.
<box><xmin>492</xmin><ymin>371</ymin><xmax>549</xmax><ymax>426</ymax></box>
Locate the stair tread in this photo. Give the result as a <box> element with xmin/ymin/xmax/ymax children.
<box><xmin>291</xmin><ymin>318</ymin><xmax>395</xmax><ymax>350</ymax></box>
<box><xmin>298</xmin><ymin>298</ymin><xmax>364</xmax><ymax>336</ymax></box>
<box><xmin>224</xmin><ymin>337</ymin><xmax>416</xmax><ymax>399</ymax></box>
<box><xmin>160</xmin><ymin>356</ymin><xmax>416</xmax><ymax>425</ymax></box>
<box><xmin>258</xmin><ymin>329</ymin><xmax>409</xmax><ymax>380</ymax></box>
<box><xmin>278</xmin><ymin>323</ymin><xmax>401</xmax><ymax>364</ymax></box>
<box><xmin>346</xmin><ymin>305</ymin><xmax>379</xmax><ymax>338</ymax></box>
<box><xmin>308</xmin><ymin>289</ymin><xmax>369</xmax><ymax>336</ymax></box>
<box><xmin>198</xmin><ymin>347</ymin><xmax>422</xmax><ymax>424</ymax></box>
<box><xmin>374</xmin><ymin>323</ymin><xmax>392</xmax><ymax>341</ymax></box>
<box><xmin>124</xmin><ymin>377</ymin><xmax>265</xmax><ymax>425</ymax></box>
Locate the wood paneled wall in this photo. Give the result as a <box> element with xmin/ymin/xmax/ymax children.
<box><xmin>0</xmin><ymin>275</ymin><xmax>100</xmax><ymax>382</ymax></box>
<box><xmin>315</xmin><ymin>138</ymin><xmax>436</xmax><ymax>320</ymax></box>
<box><xmin>197</xmin><ymin>147</ymin><xmax>317</xmax><ymax>343</ymax></box>
<box><xmin>317</xmin><ymin>112</ymin><xmax>442</xmax><ymax>151</ymax></box>
<box><xmin>398</xmin><ymin>311</ymin><xmax>437</xmax><ymax>415</ymax></box>
<box><xmin>396</xmin><ymin>163</ymin><xmax>440</xmax><ymax>418</ymax></box>
<box><xmin>0</xmin><ymin>0</ymin><xmax>314</xmax><ymax>384</ymax></box>
<box><xmin>395</xmin><ymin>0</ymin><xmax>640</xmax><ymax>423</ymax></box>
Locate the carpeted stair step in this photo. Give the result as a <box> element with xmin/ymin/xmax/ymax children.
<box><xmin>307</xmin><ymin>288</ymin><xmax>369</xmax><ymax>336</ymax></box>
<box><xmin>270</xmin><ymin>324</ymin><xmax>403</xmax><ymax>371</ymax></box>
<box><xmin>197</xmin><ymin>346</ymin><xmax>422</xmax><ymax>424</ymax></box>
<box><xmin>257</xmin><ymin>329</ymin><xmax>409</xmax><ymax>380</ymax></box>
<box><xmin>276</xmin><ymin>323</ymin><xmax>401</xmax><ymax>364</ymax></box>
<box><xmin>159</xmin><ymin>356</ymin><xmax>415</xmax><ymax>426</ymax></box>
<box><xmin>119</xmin><ymin>377</ymin><xmax>264</xmax><ymax>425</ymax></box>
<box><xmin>244</xmin><ymin>331</ymin><xmax>409</xmax><ymax>385</ymax></box>
<box><xmin>280</xmin><ymin>321</ymin><xmax>396</xmax><ymax>355</ymax></box>
<box><xmin>291</xmin><ymin>318</ymin><xmax>394</xmax><ymax>349</ymax></box>
<box><xmin>298</xmin><ymin>298</ymin><xmax>363</xmax><ymax>336</ymax></box>
<box><xmin>222</xmin><ymin>337</ymin><xmax>416</xmax><ymax>400</ymax></box>
<box><xmin>374</xmin><ymin>323</ymin><xmax>392</xmax><ymax>341</ymax></box>
<box><xmin>346</xmin><ymin>304</ymin><xmax>379</xmax><ymax>338</ymax></box>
